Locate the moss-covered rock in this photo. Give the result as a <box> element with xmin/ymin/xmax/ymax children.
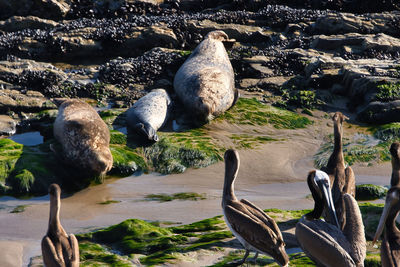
<box><xmin>79</xmin><ymin>219</ymin><xmax>187</xmax><ymax>255</ymax></box>
<box><xmin>218</xmin><ymin>98</ymin><xmax>313</xmax><ymax>129</ymax></box>
<box><xmin>99</xmin><ymin>108</ymin><xmax>127</xmax><ymax>127</ymax></box>
<box><xmin>356</xmin><ymin>184</ymin><xmax>388</xmax><ymax>201</ymax></box>
<box><xmin>373</xmin><ymin>122</ymin><xmax>400</xmax><ymax>141</ymax></box>
<box><xmin>110</xmin><ymin>145</ymin><xmax>148</xmax><ymax>176</ymax></box>
<box><xmin>77</xmin><ymin>216</ymin><xmax>231</xmax><ymax>266</ymax></box>
<box><xmin>141</xmin><ymin>129</ymin><xmax>222</xmax><ymax>174</ymax></box>
<box><xmin>79</xmin><ymin>241</ymin><xmax>133</xmax><ymax>267</ymax></box>
<box><xmin>110</xmin><ymin>130</ymin><xmax>127</xmax><ymax>145</ymax></box>
<box><xmin>75</xmin><ymin>203</ymin><xmax>386</xmax><ymax>266</ymax></box>
<box><xmin>0</xmin><ymin>138</ymin><xmax>65</xmax><ymax>195</ymax></box>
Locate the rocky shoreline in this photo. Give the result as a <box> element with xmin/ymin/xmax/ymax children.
<box><xmin>0</xmin><ymin>0</ymin><xmax>399</xmax><ymax>265</ymax></box>
<box><xmin>0</xmin><ymin>0</ymin><xmax>398</xmax><ymax>196</ymax></box>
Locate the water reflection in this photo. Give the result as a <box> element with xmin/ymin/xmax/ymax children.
<box><xmin>9</xmin><ymin>132</ymin><xmax>43</xmax><ymax>146</ymax></box>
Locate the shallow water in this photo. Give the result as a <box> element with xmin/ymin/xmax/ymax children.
<box><xmin>9</xmin><ymin>131</ymin><xmax>43</xmax><ymax>146</ymax></box>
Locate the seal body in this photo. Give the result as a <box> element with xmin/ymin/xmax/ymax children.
<box><xmin>126</xmin><ymin>89</ymin><xmax>171</xmax><ymax>142</ymax></box>
<box><xmin>53</xmin><ymin>99</ymin><xmax>113</xmax><ymax>176</ymax></box>
<box><xmin>173</xmin><ymin>30</ymin><xmax>237</xmax><ymax>124</ymax></box>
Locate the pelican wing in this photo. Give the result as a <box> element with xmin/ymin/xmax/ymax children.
<box><xmin>225</xmin><ymin>204</ymin><xmax>281</xmax><ymax>252</ymax></box>
<box><xmin>240</xmin><ymin>198</ymin><xmax>284</xmax><ymax>241</ymax></box>
<box><xmin>68</xmin><ymin>234</ymin><xmax>80</xmax><ymax>266</ymax></box>
<box><xmin>41</xmin><ymin>236</ymin><xmax>64</xmax><ymax>267</ymax></box>
<box><xmin>296</xmin><ymin>219</ymin><xmax>355</xmax><ymax>266</ymax></box>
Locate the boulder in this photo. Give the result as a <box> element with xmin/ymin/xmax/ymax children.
<box><xmin>357</xmin><ymin>100</ymin><xmax>400</xmax><ymax>124</ymax></box>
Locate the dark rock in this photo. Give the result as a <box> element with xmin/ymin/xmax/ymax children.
<box><xmin>0</xmin><ymin>0</ymin><xmax>70</xmax><ymax>20</ymax></box>
<box><xmin>356</xmin><ymin>184</ymin><xmax>388</xmax><ymax>201</ymax></box>
<box><xmin>357</xmin><ymin>100</ymin><xmax>400</xmax><ymax>124</ymax></box>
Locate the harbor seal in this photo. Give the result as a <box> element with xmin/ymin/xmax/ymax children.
<box><xmin>173</xmin><ymin>30</ymin><xmax>238</xmax><ymax>125</ymax></box>
<box><xmin>126</xmin><ymin>88</ymin><xmax>171</xmax><ymax>142</ymax></box>
<box><xmin>53</xmin><ymin>99</ymin><xmax>113</xmax><ymax>176</ymax></box>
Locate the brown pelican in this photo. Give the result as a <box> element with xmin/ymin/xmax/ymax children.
<box><xmin>296</xmin><ymin>170</ymin><xmax>366</xmax><ymax>266</ymax></box>
<box><xmin>41</xmin><ymin>184</ymin><xmax>79</xmax><ymax>267</ymax></box>
<box><xmin>323</xmin><ymin>112</ymin><xmax>355</xmax><ymax>230</ymax></box>
<box><xmin>373</xmin><ymin>187</ymin><xmax>400</xmax><ymax>267</ymax></box>
<box><xmin>222</xmin><ymin>149</ymin><xmax>289</xmax><ymax>266</ymax></box>
<box><xmin>390</xmin><ymin>142</ymin><xmax>400</xmax><ymax>187</ymax></box>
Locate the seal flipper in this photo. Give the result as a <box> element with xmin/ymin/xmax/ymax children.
<box><xmin>133</xmin><ymin>123</ymin><xmax>158</xmax><ymax>142</ymax></box>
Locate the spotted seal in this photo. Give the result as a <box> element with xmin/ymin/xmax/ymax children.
<box><xmin>126</xmin><ymin>88</ymin><xmax>171</xmax><ymax>142</ymax></box>
<box><xmin>53</xmin><ymin>99</ymin><xmax>113</xmax><ymax>176</ymax></box>
<box><xmin>173</xmin><ymin>30</ymin><xmax>238</xmax><ymax>124</ymax></box>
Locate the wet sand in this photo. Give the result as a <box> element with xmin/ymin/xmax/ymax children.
<box><xmin>0</xmin><ymin>114</ymin><xmax>393</xmax><ymax>266</ymax></box>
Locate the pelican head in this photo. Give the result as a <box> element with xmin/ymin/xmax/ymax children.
<box><xmin>49</xmin><ymin>183</ymin><xmax>61</xmax><ymax>198</ymax></box>
<box><xmin>224</xmin><ymin>149</ymin><xmax>240</xmax><ymax>183</ymax></box>
<box><xmin>307</xmin><ymin>170</ymin><xmax>340</xmax><ymax>228</ymax></box>
<box><xmin>332</xmin><ymin>112</ymin><xmax>348</xmax><ymax>124</ymax></box>
<box><xmin>390</xmin><ymin>142</ymin><xmax>400</xmax><ymax>163</ymax></box>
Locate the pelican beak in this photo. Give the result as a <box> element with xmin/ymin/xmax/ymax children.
<box><xmin>317</xmin><ymin>179</ymin><xmax>340</xmax><ymax>228</ymax></box>
<box><xmin>373</xmin><ymin>192</ymin><xmax>397</xmax><ymax>245</ymax></box>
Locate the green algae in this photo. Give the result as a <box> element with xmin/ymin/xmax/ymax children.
<box><xmin>99</xmin><ymin>109</ymin><xmax>126</xmax><ymax>126</ymax></box>
<box><xmin>359</xmin><ymin>203</ymin><xmax>384</xmax><ymax>240</ymax></box>
<box><xmin>140</xmin><ymin>129</ymin><xmax>222</xmax><ymax>174</ymax></box>
<box><xmin>373</xmin><ymin>122</ymin><xmax>400</xmax><ymax>141</ymax></box>
<box><xmin>98</xmin><ymin>200</ymin><xmax>121</xmax><ymax>205</ymax></box>
<box><xmin>170</xmin><ymin>216</ymin><xmax>225</xmax><ymax>234</ymax></box>
<box><xmin>78</xmin><ymin>219</ymin><xmax>187</xmax><ymax>255</ymax></box>
<box><xmin>230</xmin><ymin>134</ymin><xmax>277</xmax><ymax>149</ymax></box>
<box><xmin>110</xmin><ymin>130</ymin><xmax>127</xmax><ymax>145</ymax></box>
<box><xmin>144</xmin><ymin>192</ymin><xmax>206</xmax><ymax>202</ymax></box>
<box><xmin>209</xmin><ymin>251</ymin><xmax>315</xmax><ymax>266</ymax></box>
<box><xmin>364</xmin><ymin>253</ymin><xmax>381</xmax><ymax>267</ymax></box>
<box><xmin>0</xmin><ymin>139</ymin><xmax>65</xmax><ymax>195</ymax></box>
<box><xmin>356</xmin><ymin>184</ymin><xmax>388</xmax><ymax>201</ymax></box>
<box><xmin>314</xmin><ymin>133</ymin><xmax>387</xmax><ymax>168</ymax></box>
<box><xmin>375</xmin><ymin>82</ymin><xmax>400</xmax><ymax>102</ymax></box>
<box><xmin>76</xmin><ymin>203</ymin><xmax>388</xmax><ymax>266</ymax></box>
<box><xmin>10</xmin><ymin>204</ymin><xmax>29</xmax><ymax>213</ymax></box>
<box><xmin>110</xmin><ymin>145</ymin><xmax>148</xmax><ymax>176</ymax></box>
<box><xmin>218</xmin><ymin>98</ymin><xmax>313</xmax><ymax>129</ymax></box>
<box><xmin>79</xmin><ymin>241</ymin><xmax>133</xmax><ymax>267</ymax></box>
<box><xmin>77</xmin><ymin>216</ymin><xmax>230</xmax><ymax>266</ymax></box>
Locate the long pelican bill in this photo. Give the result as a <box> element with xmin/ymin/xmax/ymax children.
<box><xmin>373</xmin><ymin>192</ymin><xmax>397</xmax><ymax>245</ymax></box>
<box><xmin>317</xmin><ymin>179</ymin><xmax>340</xmax><ymax>228</ymax></box>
